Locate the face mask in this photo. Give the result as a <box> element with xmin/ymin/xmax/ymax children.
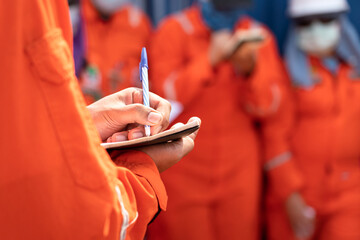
<box><xmin>91</xmin><ymin>0</ymin><xmax>128</xmax><ymax>15</ymax></box>
<box><xmin>297</xmin><ymin>20</ymin><xmax>340</xmax><ymax>56</ymax></box>
<box><xmin>69</xmin><ymin>5</ymin><xmax>80</xmax><ymax>35</ymax></box>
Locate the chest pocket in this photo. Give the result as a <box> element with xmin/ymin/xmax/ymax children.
<box><xmin>25</xmin><ymin>29</ymin><xmax>110</xmax><ymax>189</ymax></box>
<box><xmin>295</xmin><ymin>76</ymin><xmax>336</xmax><ymax>118</ymax></box>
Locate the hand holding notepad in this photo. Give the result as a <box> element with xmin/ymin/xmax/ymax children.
<box><xmin>87</xmin><ymin>87</ymin><xmax>201</xmax><ymax>172</ymax></box>
<box><xmin>101</xmin><ymin>47</ymin><xmax>200</xmax><ymax>151</ymax></box>
<box><xmin>101</xmin><ymin>118</ymin><xmax>200</xmax><ymax>150</ymax></box>
<box><xmin>86</xmin><ymin>47</ymin><xmax>201</xmax><ymax>172</ymax></box>
<box><xmin>108</xmin><ymin>117</ymin><xmax>201</xmax><ymax>172</ymax></box>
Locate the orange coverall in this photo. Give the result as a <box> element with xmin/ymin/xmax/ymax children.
<box><xmin>81</xmin><ymin>0</ymin><xmax>151</xmax><ymax>102</ymax></box>
<box><xmin>0</xmin><ymin>1</ymin><xmax>166</xmax><ymax>239</ymax></box>
<box><xmin>266</xmin><ymin>57</ymin><xmax>360</xmax><ymax>240</ymax></box>
<box><xmin>146</xmin><ymin>6</ymin><xmax>296</xmax><ymax>240</ymax></box>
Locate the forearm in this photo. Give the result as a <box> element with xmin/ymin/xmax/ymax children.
<box><xmin>261</xmin><ymin>87</ymin><xmax>304</xmax><ymax>201</ymax></box>
<box><xmin>110</xmin><ymin>150</ymin><xmax>167</xmax><ymax>239</ymax></box>
<box><xmin>241</xmin><ymin>37</ymin><xmax>287</xmax><ymax>119</ymax></box>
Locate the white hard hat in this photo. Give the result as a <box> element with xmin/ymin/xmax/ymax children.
<box><xmin>288</xmin><ymin>0</ymin><xmax>349</xmax><ymax>18</ymax></box>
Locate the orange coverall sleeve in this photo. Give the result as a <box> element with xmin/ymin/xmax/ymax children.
<box><xmin>260</xmin><ymin>85</ymin><xmax>304</xmax><ymax>201</ymax></box>
<box><xmin>110</xmin><ymin>151</ymin><xmax>167</xmax><ymax>240</ymax></box>
<box><xmin>0</xmin><ymin>1</ymin><xmax>166</xmax><ymax>239</ymax></box>
<box><xmin>149</xmin><ymin>17</ymin><xmax>215</xmax><ymax>107</ymax></box>
<box><xmin>239</xmin><ymin>32</ymin><xmax>304</xmax><ymax>201</ymax></box>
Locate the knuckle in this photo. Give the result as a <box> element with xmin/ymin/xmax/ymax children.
<box><xmin>127</xmin><ymin>104</ymin><xmax>145</xmax><ymax>119</ymax></box>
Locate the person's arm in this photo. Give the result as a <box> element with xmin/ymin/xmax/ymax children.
<box><xmin>230</xmin><ymin>28</ymin><xmax>304</xmax><ymax>199</ymax></box>
<box><xmin>260</xmin><ymin>80</ymin><xmax>304</xmax><ymax>201</ymax></box>
<box><xmin>104</xmin><ymin>150</ymin><xmax>166</xmax><ymax>240</ymax></box>
<box><xmin>149</xmin><ymin>16</ymin><xmax>215</xmax><ymax>108</ymax></box>
<box><xmin>232</xmin><ymin>31</ymin><xmax>287</xmax><ymax>118</ymax></box>
<box><xmin>106</xmin><ymin>117</ymin><xmax>200</xmax><ymax>239</ymax></box>
<box><xmin>87</xmin><ymin>88</ymin><xmax>200</xmax><ymax>239</ymax></box>
<box><xmin>257</xmin><ymin>66</ymin><xmax>315</xmax><ymax>239</ymax></box>
<box><xmin>240</xmin><ymin>39</ymin><xmax>315</xmax><ymax>239</ymax></box>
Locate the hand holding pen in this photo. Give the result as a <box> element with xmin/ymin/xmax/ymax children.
<box><xmin>87</xmin><ymin>87</ymin><xmax>171</xmax><ymax>142</ymax></box>
<box><xmin>88</xmin><ymin>48</ymin><xmax>171</xmax><ymax>142</ymax></box>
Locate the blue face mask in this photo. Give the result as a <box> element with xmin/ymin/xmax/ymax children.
<box><xmin>200</xmin><ymin>2</ymin><xmax>245</xmax><ymax>31</ymax></box>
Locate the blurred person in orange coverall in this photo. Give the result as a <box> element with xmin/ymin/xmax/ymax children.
<box><xmin>0</xmin><ymin>0</ymin><xmax>201</xmax><ymax>239</ymax></box>
<box><xmin>79</xmin><ymin>0</ymin><xmax>152</xmax><ymax>103</ymax></box>
<box><xmin>145</xmin><ymin>0</ymin><xmax>295</xmax><ymax>239</ymax></box>
<box><xmin>265</xmin><ymin>0</ymin><xmax>360</xmax><ymax>239</ymax></box>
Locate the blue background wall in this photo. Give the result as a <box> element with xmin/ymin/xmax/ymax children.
<box><xmin>133</xmin><ymin>0</ymin><xmax>360</xmax><ymax>54</ymax></box>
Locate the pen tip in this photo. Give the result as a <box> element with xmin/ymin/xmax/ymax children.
<box><xmin>141</xmin><ymin>47</ymin><xmax>148</xmax><ymax>66</ymax></box>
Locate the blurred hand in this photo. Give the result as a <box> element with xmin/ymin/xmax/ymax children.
<box><xmin>87</xmin><ymin>87</ymin><xmax>171</xmax><ymax>141</ymax></box>
<box><xmin>285</xmin><ymin>192</ymin><xmax>316</xmax><ymax>240</ymax></box>
<box><xmin>208</xmin><ymin>29</ymin><xmax>265</xmax><ymax>76</ymax></box>
<box><xmin>208</xmin><ymin>30</ymin><xmax>233</xmax><ymax>67</ymax></box>
<box><xmin>139</xmin><ymin>117</ymin><xmax>201</xmax><ymax>172</ymax></box>
<box><xmin>229</xmin><ymin>40</ymin><xmax>263</xmax><ymax>76</ymax></box>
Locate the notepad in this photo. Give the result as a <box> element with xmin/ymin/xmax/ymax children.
<box><xmin>227</xmin><ymin>28</ymin><xmax>265</xmax><ymax>57</ymax></box>
<box><xmin>101</xmin><ymin>120</ymin><xmax>200</xmax><ymax>150</ymax></box>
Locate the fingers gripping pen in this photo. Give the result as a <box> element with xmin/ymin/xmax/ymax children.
<box><xmin>140</xmin><ymin>47</ymin><xmax>151</xmax><ymax>137</ymax></box>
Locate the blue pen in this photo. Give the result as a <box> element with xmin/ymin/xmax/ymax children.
<box><xmin>139</xmin><ymin>47</ymin><xmax>151</xmax><ymax>137</ymax></box>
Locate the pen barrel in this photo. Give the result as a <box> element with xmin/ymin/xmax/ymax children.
<box><xmin>141</xmin><ymin>66</ymin><xmax>151</xmax><ymax>137</ymax></box>
<box><xmin>141</xmin><ymin>66</ymin><xmax>149</xmax><ymax>107</ymax></box>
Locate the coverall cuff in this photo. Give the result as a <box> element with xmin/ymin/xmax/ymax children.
<box><xmin>111</xmin><ymin>150</ymin><xmax>168</xmax><ymax>211</ymax></box>
<box><xmin>267</xmin><ymin>159</ymin><xmax>303</xmax><ymax>202</ymax></box>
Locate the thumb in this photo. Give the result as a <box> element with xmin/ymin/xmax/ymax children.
<box><xmin>114</xmin><ymin>103</ymin><xmax>163</xmax><ymax>126</ymax></box>
<box><xmin>182</xmin><ymin>117</ymin><xmax>201</xmax><ymax>141</ymax></box>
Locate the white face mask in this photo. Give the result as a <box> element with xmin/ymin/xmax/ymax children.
<box><xmin>297</xmin><ymin>20</ymin><xmax>340</xmax><ymax>56</ymax></box>
<box><xmin>91</xmin><ymin>0</ymin><xmax>129</xmax><ymax>15</ymax></box>
<box><xmin>69</xmin><ymin>5</ymin><xmax>80</xmax><ymax>35</ymax></box>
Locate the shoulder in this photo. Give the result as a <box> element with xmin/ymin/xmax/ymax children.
<box><xmin>157</xmin><ymin>6</ymin><xmax>202</xmax><ymax>35</ymax></box>
<box><xmin>122</xmin><ymin>4</ymin><xmax>152</xmax><ymax>28</ymax></box>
